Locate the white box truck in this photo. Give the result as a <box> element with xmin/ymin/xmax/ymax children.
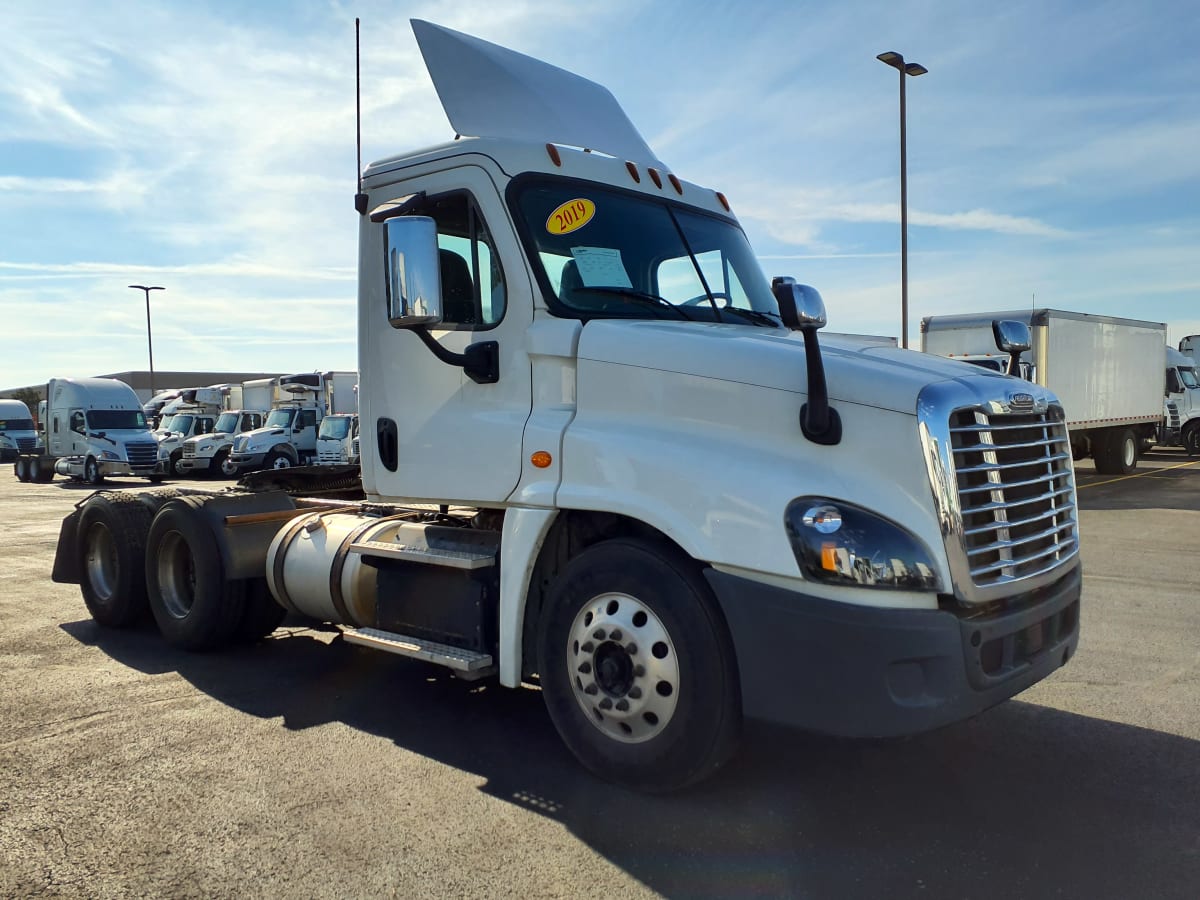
<box><xmin>51</xmin><ymin>21</ymin><xmax>1082</xmax><ymax>791</ymax></box>
<box><xmin>921</xmin><ymin>309</ymin><xmax>1166</xmax><ymax>474</ymax></box>
<box><xmin>228</xmin><ymin>371</ymin><xmax>356</xmax><ymax>473</ymax></box>
<box><xmin>19</xmin><ymin>377</ymin><xmax>162</xmax><ymax>484</ymax></box>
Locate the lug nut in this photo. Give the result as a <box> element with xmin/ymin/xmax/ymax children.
<box><xmin>610</xmin><ymin>629</ymin><xmax>623</xmax><ymax>641</ymax></box>
<box><xmin>615</xmin><ymin>699</ymin><xmax>629</xmax><ymax>712</ymax></box>
<box><xmin>633</xmin><ymin>665</ymin><xmax>646</xmax><ymax>677</ymax></box>
<box><xmin>628</xmin><ymin>686</ymin><xmax>642</xmax><ymax>699</ymax></box>
<box><xmin>581</xmin><ymin>641</ymin><xmax>595</xmax><ymax>653</ymax></box>
<box><xmin>625</xmin><ymin>643</ymin><xmax>638</xmax><ymax>655</ymax></box>
<box><xmin>599</xmin><ymin>697</ymin><xmax>613</xmax><ymax>710</ymax></box>
<box><xmin>584</xmin><ymin>683</ymin><xmax>598</xmax><ymax>695</ymax></box>
<box><xmin>593</xmin><ymin>629</ymin><xmax>606</xmax><ymax>641</ymax></box>
<box><xmin>578</xmin><ymin>662</ymin><xmax>592</xmax><ymax>674</ymax></box>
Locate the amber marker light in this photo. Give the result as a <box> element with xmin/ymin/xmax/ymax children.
<box><xmin>625</xmin><ymin>161</ymin><xmax>641</xmax><ymax>183</ymax></box>
<box><xmin>647</xmin><ymin>167</ymin><xmax>663</xmax><ymax>188</ymax></box>
<box><xmin>531</xmin><ymin>451</ymin><xmax>553</xmax><ymax>468</ymax></box>
<box><xmin>668</xmin><ymin>173</ymin><xmax>683</xmax><ymax>194</ymax></box>
<box><xmin>716</xmin><ymin>191</ymin><xmax>731</xmax><ymax>212</ymax></box>
<box><xmin>546</xmin><ymin>143</ymin><xmax>562</xmax><ymax>167</ymax></box>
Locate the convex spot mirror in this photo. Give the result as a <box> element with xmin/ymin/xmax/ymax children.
<box><xmin>770</xmin><ymin>277</ymin><xmax>827</xmax><ymax>331</ymax></box>
<box><xmin>384</xmin><ymin>216</ymin><xmax>443</xmax><ymax>328</ymax></box>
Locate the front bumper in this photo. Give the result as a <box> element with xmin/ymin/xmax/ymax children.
<box><xmin>229</xmin><ymin>451</ymin><xmax>266</xmax><ymax>469</ymax></box>
<box><xmin>99</xmin><ymin>460</ymin><xmax>162</xmax><ymax>477</ymax></box>
<box><xmin>705</xmin><ymin>562</ymin><xmax>1081</xmax><ymax>738</ymax></box>
<box><xmin>177</xmin><ymin>456</ymin><xmax>212</xmax><ymax>473</ymax></box>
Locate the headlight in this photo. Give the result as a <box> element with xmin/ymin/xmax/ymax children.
<box><xmin>101</xmin><ymin>450</ymin><xmax>121</xmax><ymax>461</ymax></box>
<box><xmin>784</xmin><ymin>497</ymin><xmax>942</xmax><ymax>592</ymax></box>
<box><xmin>233</xmin><ymin>437</ymin><xmax>247</xmax><ymax>452</ymax></box>
<box><xmin>0</xmin><ymin>436</ymin><xmax>12</xmax><ymax>447</ymax></box>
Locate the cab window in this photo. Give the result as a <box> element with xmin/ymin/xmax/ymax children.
<box><xmin>422</xmin><ymin>192</ymin><xmax>507</xmax><ymax>328</ymax></box>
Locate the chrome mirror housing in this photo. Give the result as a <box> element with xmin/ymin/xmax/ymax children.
<box><xmin>384</xmin><ymin>216</ymin><xmax>443</xmax><ymax>328</ymax></box>
<box><xmin>771</xmin><ymin>277</ymin><xmax>827</xmax><ymax>331</ymax></box>
<box><xmin>992</xmin><ymin>319</ymin><xmax>1031</xmax><ymax>355</ymax></box>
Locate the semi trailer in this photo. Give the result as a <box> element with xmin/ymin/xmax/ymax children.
<box><xmin>52</xmin><ymin>21</ymin><xmax>1082</xmax><ymax>790</ymax></box>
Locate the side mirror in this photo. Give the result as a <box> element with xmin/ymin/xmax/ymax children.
<box><xmin>770</xmin><ymin>277</ymin><xmax>840</xmax><ymax>445</ymax></box>
<box><xmin>384</xmin><ymin>216</ymin><xmax>443</xmax><ymax>328</ymax></box>
<box><xmin>992</xmin><ymin>319</ymin><xmax>1031</xmax><ymax>378</ymax></box>
<box><xmin>771</xmin><ymin>277</ymin><xmax>827</xmax><ymax>331</ymax></box>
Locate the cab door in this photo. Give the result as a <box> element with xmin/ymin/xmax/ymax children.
<box><xmin>360</xmin><ymin>163</ymin><xmax>532</xmax><ymax>504</ymax></box>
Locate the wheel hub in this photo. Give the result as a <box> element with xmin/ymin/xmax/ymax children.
<box><xmin>566</xmin><ymin>591</ymin><xmax>680</xmax><ymax>744</ymax></box>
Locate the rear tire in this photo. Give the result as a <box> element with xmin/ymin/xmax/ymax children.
<box><xmin>1094</xmin><ymin>427</ymin><xmax>1137</xmax><ymax>475</ymax></box>
<box><xmin>145</xmin><ymin>501</ymin><xmax>243</xmax><ymax>651</ymax></box>
<box><xmin>14</xmin><ymin>458</ymin><xmax>29</xmax><ymax>482</ymax></box>
<box><xmin>537</xmin><ymin>538</ymin><xmax>742</xmax><ymax>792</ymax></box>
<box><xmin>1184</xmin><ymin>423</ymin><xmax>1200</xmax><ymax>458</ymax></box>
<box><xmin>78</xmin><ymin>493</ymin><xmax>154</xmax><ymax>627</ymax></box>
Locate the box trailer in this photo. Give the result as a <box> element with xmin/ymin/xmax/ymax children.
<box><xmin>921</xmin><ymin>309</ymin><xmax>1166</xmax><ymax>474</ymax></box>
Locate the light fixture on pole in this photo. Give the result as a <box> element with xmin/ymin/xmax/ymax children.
<box><xmin>877</xmin><ymin>51</ymin><xmax>927</xmax><ymax>349</ymax></box>
<box><xmin>128</xmin><ymin>285</ymin><xmax>165</xmax><ymax>398</ymax></box>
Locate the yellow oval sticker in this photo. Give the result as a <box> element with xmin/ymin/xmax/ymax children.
<box><xmin>546</xmin><ymin>198</ymin><xmax>595</xmax><ymax>235</ymax></box>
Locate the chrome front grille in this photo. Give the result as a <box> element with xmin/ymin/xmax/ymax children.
<box><xmin>949</xmin><ymin>408</ymin><xmax>1078</xmax><ymax>588</ymax></box>
<box><xmin>125</xmin><ymin>442</ymin><xmax>159</xmax><ymax>467</ymax></box>
<box><xmin>183</xmin><ymin>443</ymin><xmax>196</xmax><ymax>457</ymax></box>
<box><xmin>1166</xmin><ymin>401</ymin><xmax>1180</xmax><ymax>431</ymax></box>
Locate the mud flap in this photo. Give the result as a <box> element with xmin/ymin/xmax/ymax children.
<box><xmin>51</xmin><ymin>509</ymin><xmax>82</xmax><ymax>585</ymax></box>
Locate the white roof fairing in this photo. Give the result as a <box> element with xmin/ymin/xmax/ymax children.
<box><xmin>411</xmin><ymin>19</ymin><xmax>665</xmax><ymax>169</ymax></box>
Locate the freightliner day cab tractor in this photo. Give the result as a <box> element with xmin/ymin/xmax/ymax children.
<box><xmin>19</xmin><ymin>377</ymin><xmax>161</xmax><ymax>484</ymax></box>
<box><xmin>51</xmin><ymin>21</ymin><xmax>1082</xmax><ymax>790</ymax></box>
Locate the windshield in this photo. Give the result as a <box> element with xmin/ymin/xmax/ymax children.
<box><xmin>266</xmin><ymin>408</ymin><xmax>296</xmax><ymax>429</ymax></box>
<box><xmin>513</xmin><ymin>178</ymin><xmax>780</xmax><ymax>324</ymax></box>
<box><xmin>156</xmin><ymin>415</ymin><xmax>174</xmax><ymax>433</ymax></box>
<box><xmin>213</xmin><ymin>412</ymin><xmax>239</xmax><ymax>433</ymax></box>
<box><xmin>87</xmin><ymin>409</ymin><xmax>147</xmax><ymax>430</ymax></box>
<box><xmin>1180</xmin><ymin>367</ymin><xmax>1199</xmax><ymax>389</ymax></box>
<box><xmin>0</xmin><ymin>418</ymin><xmax>35</xmax><ymax>432</ymax></box>
<box><xmin>167</xmin><ymin>415</ymin><xmax>194</xmax><ymax>435</ymax></box>
<box><xmin>319</xmin><ymin>417</ymin><xmax>352</xmax><ymax>440</ymax></box>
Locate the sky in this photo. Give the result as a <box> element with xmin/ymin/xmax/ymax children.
<box><xmin>2</xmin><ymin>0</ymin><xmax>1198</xmax><ymax>390</ymax></box>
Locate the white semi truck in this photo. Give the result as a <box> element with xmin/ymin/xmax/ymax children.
<box><xmin>18</xmin><ymin>377</ymin><xmax>161</xmax><ymax>484</ymax></box>
<box><xmin>922</xmin><ymin>309</ymin><xmax>1166</xmax><ymax>475</ymax></box>
<box><xmin>1</xmin><ymin>398</ymin><xmax>41</xmax><ymax>468</ymax></box>
<box><xmin>1161</xmin><ymin>346</ymin><xmax>1200</xmax><ymax>455</ymax></box>
<box><xmin>228</xmin><ymin>371</ymin><xmax>356</xmax><ymax>473</ymax></box>
<box><xmin>51</xmin><ymin>21</ymin><xmax>1082</xmax><ymax>790</ymax></box>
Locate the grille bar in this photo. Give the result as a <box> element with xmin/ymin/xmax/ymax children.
<box><xmin>964</xmin><ymin>502</ymin><xmax>1077</xmax><ymax>537</ymax></box>
<box><xmin>970</xmin><ymin>537</ymin><xmax>1079</xmax><ymax>578</ymax></box>
<box><xmin>952</xmin><ymin>435</ymin><xmax>1065</xmax><ymax>454</ymax></box>
<box><xmin>954</xmin><ymin>451</ymin><xmax>1071</xmax><ymax>475</ymax></box>
<box><xmin>962</xmin><ymin>485</ymin><xmax>1074</xmax><ymax>515</ymax></box>
<box><xmin>966</xmin><ymin>519</ymin><xmax>1078</xmax><ymax>556</ymax></box>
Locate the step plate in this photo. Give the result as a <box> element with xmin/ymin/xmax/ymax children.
<box><xmin>343</xmin><ymin>627</ymin><xmax>495</xmax><ymax>676</ymax></box>
<box><xmin>348</xmin><ymin>539</ymin><xmax>494</xmax><ymax>570</ymax></box>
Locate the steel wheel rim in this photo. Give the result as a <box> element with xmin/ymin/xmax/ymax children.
<box><xmin>156</xmin><ymin>530</ymin><xmax>196</xmax><ymax>619</ymax></box>
<box><xmin>84</xmin><ymin>522</ymin><xmax>117</xmax><ymax>601</ymax></box>
<box><xmin>271</xmin><ymin>456</ymin><xmax>291</xmax><ymax>469</ymax></box>
<box><xmin>566</xmin><ymin>591</ymin><xmax>680</xmax><ymax>744</ymax></box>
<box><xmin>1122</xmin><ymin>436</ymin><xmax>1135</xmax><ymax>467</ymax></box>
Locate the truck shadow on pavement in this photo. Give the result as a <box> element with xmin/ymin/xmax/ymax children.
<box><xmin>1075</xmin><ymin>450</ymin><xmax>1200</xmax><ymax>512</ymax></box>
<box><xmin>62</xmin><ymin>618</ymin><xmax>1200</xmax><ymax>900</ymax></box>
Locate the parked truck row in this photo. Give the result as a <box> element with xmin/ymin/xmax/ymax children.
<box><xmin>11</xmin><ymin>371</ymin><xmax>358</xmax><ymax>485</ymax></box>
<box><xmin>47</xmin><ymin>21</ymin><xmax>1087</xmax><ymax>790</ymax></box>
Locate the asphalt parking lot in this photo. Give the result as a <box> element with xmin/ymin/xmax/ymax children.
<box><xmin>1</xmin><ymin>450</ymin><xmax>1198</xmax><ymax>899</ymax></box>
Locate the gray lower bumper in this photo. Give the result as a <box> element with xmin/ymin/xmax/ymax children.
<box><xmin>705</xmin><ymin>563</ymin><xmax>1081</xmax><ymax>738</ymax></box>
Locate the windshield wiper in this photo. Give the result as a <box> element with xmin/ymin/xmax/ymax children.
<box><xmin>573</xmin><ymin>286</ymin><xmax>696</xmax><ymax>320</ymax></box>
<box><xmin>717</xmin><ymin>306</ymin><xmax>785</xmax><ymax>328</ymax></box>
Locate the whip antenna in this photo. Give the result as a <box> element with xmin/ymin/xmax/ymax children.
<box><xmin>354</xmin><ymin>17</ymin><xmax>368</xmax><ymax>215</ymax></box>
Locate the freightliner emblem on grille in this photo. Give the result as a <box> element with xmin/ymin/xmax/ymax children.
<box><xmin>1008</xmin><ymin>391</ymin><xmax>1035</xmax><ymax>410</ymax></box>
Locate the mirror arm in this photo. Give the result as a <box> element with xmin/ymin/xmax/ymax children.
<box><xmin>799</xmin><ymin>327</ymin><xmax>842</xmax><ymax>445</ymax></box>
<box><xmin>412</xmin><ymin>327</ymin><xmax>499</xmax><ymax>384</ymax></box>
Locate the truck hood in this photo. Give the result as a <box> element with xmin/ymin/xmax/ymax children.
<box><xmin>577</xmin><ymin>320</ymin><xmax>1012</xmax><ymax>415</ymax></box>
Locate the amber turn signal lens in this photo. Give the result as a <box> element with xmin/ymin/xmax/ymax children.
<box><xmin>530</xmin><ymin>451</ymin><xmax>553</xmax><ymax>468</ymax></box>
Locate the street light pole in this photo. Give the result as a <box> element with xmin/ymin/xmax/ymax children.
<box><xmin>128</xmin><ymin>285</ymin><xmax>165</xmax><ymax>397</ymax></box>
<box><xmin>877</xmin><ymin>51</ymin><xmax>927</xmax><ymax>349</ymax></box>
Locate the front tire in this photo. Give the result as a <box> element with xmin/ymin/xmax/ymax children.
<box><xmin>78</xmin><ymin>493</ymin><xmax>153</xmax><ymax>627</ymax></box>
<box><xmin>168</xmin><ymin>450</ymin><xmax>185</xmax><ymax>477</ymax></box>
<box><xmin>84</xmin><ymin>456</ymin><xmax>104</xmax><ymax>486</ymax></box>
<box><xmin>265</xmin><ymin>449</ymin><xmax>292</xmax><ymax>470</ymax></box>
<box><xmin>212</xmin><ymin>447</ymin><xmax>237</xmax><ymax>478</ymax></box>
<box><xmin>537</xmin><ymin>538</ymin><xmax>742</xmax><ymax>792</ymax></box>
